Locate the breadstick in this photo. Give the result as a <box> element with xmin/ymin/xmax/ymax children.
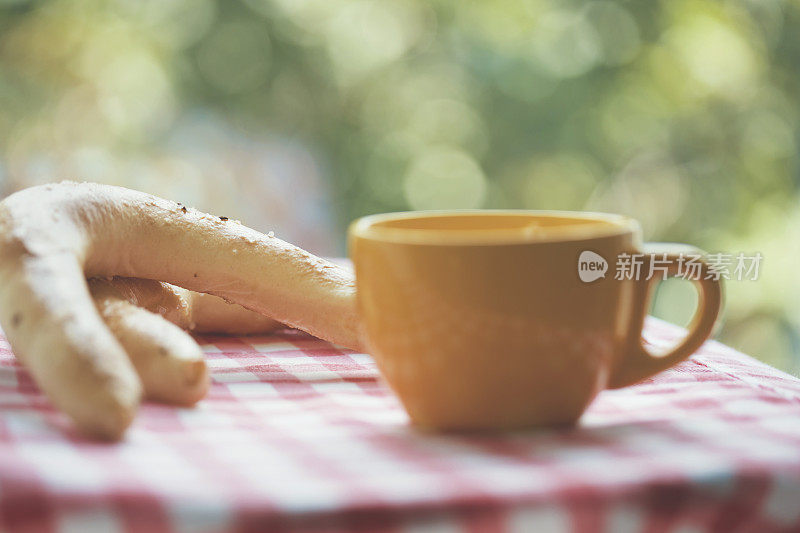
<box><xmin>189</xmin><ymin>291</ymin><xmax>283</xmax><ymax>335</ymax></box>
<box><xmin>93</xmin><ymin>277</ymin><xmax>283</xmax><ymax>334</ymax></box>
<box><xmin>0</xmin><ymin>181</ymin><xmax>362</xmax><ymax>438</ymax></box>
<box><xmin>92</xmin><ymin>277</ymin><xmax>195</xmax><ymax>329</ymax></box>
<box><xmin>0</xmin><ymin>260</ymin><xmax>141</xmax><ymax>440</ymax></box>
<box><xmin>88</xmin><ymin>277</ymin><xmax>279</xmax><ymax>405</ymax></box>
<box><xmin>89</xmin><ymin>278</ymin><xmax>209</xmax><ymax>406</ymax></box>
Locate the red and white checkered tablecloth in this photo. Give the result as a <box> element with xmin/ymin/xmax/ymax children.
<box><xmin>0</xmin><ymin>318</ymin><xmax>799</xmax><ymax>533</ymax></box>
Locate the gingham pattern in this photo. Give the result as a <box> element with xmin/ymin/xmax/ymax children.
<box><xmin>0</xmin><ymin>318</ymin><xmax>799</xmax><ymax>533</ymax></box>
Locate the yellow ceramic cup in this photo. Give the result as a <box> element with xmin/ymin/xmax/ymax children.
<box><xmin>349</xmin><ymin>211</ymin><xmax>722</xmax><ymax>431</ymax></box>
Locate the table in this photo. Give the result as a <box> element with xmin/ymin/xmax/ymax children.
<box><xmin>0</xmin><ymin>318</ymin><xmax>798</xmax><ymax>533</ymax></box>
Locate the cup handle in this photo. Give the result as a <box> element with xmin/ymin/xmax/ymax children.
<box><xmin>607</xmin><ymin>248</ymin><xmax>723</xmax><ymax>389</ymax></box>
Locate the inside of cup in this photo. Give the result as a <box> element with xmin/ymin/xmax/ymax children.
<box><xmin>353</xmin><ymin>211</ymin><xmax>638</xmax><ymax>245</ymax></box>
<box><xmin>376</xmin><ymin>213</ymin><xmax>606</xmax><ymax>231</ymax></box>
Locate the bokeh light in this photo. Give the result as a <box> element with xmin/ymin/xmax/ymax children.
<box><xmin>0</xmin><ymin>0</ymin><xmax>798</xmax><ymax>373</ymax></box>
<box><xmin>403</xmin><ymin>146</ymin><xmax>486</xmax><ymax>210</ymax></box>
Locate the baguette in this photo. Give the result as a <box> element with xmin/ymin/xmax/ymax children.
<box><xmin>0</xmin><ymin>182</ymin><xmax>361</xmax><ymax>438</ymax></box>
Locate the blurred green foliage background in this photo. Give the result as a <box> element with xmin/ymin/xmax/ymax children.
<box><xmin>0</xmin><ymin>0</ymin><xmax>798</xmax><ymax>373</ymax></box>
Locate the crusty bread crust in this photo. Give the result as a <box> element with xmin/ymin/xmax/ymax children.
<box><xmin>0</xmin><ymin>181</ymin><xmax>362</xmax><ymax>438</ymax></box>
<box><xmin>89</xmin><ymin>278</ymin><xmax>210</xmax><ymax>406</ymax></box>
<box><xmin>93</xmin><ymin>277</ymin><xmax>284</xmax><ymax>335</ymax></box>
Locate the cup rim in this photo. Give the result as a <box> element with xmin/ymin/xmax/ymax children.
<box><xmin>349</xmin><ymin>209</ymin><xmax>641</xmax><ymax>246</ymax></box>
